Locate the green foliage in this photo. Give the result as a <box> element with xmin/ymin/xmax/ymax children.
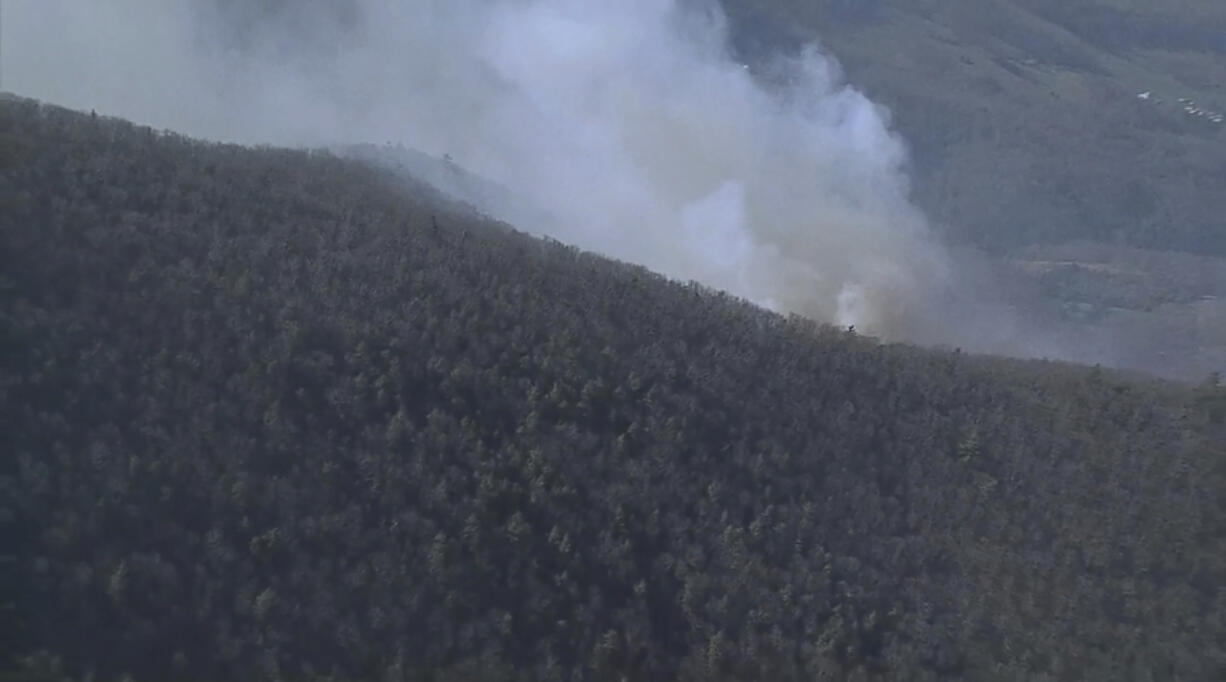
<box><xmin>1</xmin><ymin>97</ymin><xmax>1224</xmax><ymax>681</ymax></box>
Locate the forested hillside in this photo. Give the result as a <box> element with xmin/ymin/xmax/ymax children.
<box><xmin>3</xmin><ymin>98</ymin><xmax>1225</xmax><ymax>681</ymax></box>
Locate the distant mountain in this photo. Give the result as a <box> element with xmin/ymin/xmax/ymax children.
<box><xmin>3</xmin><ymin>96</ymin><xmax>1224</xmax><ymax>681</ymax></box>
<box><xmin>194</xmin><ymin>0</ymin><xmax>1226</xmax><ymax>257</ymax></box>
<box><xmin>721</xmin><ymin>0</ymin><xmax>1226</xmax><ymax>256</ymax></box>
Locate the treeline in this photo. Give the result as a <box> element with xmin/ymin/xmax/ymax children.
<box><xmin>2</xmin><ymin>97</ymin><xmax>1224</xmax><ymax>681</ymax></box>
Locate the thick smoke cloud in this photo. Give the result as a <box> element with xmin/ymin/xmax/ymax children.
<box><xmin>8</xmin><ymin>0</ymin><xmax>973</xmax><ymax>342</ymax></box>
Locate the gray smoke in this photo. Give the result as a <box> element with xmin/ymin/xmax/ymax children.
<box><xmin>8</xmin><ymin>0</ymin><xmax>970</xmax><ymax>341</ymax></box>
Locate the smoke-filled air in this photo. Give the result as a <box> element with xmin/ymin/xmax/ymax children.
<box><xmin>9</xmin><ymin>0</ymin><xmax>1052</xmax><ymax>350</ymax></box>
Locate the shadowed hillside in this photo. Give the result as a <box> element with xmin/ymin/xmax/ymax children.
<box><xmin>3</xmin><ymin>98</ymin><xmax>1225</xmax><ymax>681</ymax></box>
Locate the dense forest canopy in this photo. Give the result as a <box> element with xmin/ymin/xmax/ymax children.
<box><xmin>2</xmin><ymin>97</ymin><xmax>1225</xmax><ymax>681</ymax></box>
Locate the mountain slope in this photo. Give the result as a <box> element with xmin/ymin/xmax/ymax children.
<box><xmin>723</xmin><ymin>0</ymin><xmax>1226</xmax><ymax>256</ymax></box>
<box><xmin>2</xmin><ymin>98</ymin><xmax>1225</xmax><ymax>681</ymax></box>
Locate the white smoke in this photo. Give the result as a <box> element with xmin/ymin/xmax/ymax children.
<box><xmin>6</xmin><ymin>0</ymin><xmax>952</xmax><ymax>338</ymax></box>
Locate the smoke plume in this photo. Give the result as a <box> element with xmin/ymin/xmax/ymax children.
<box><xmin>8</xmin><ymin>0</ymin><xmax>957</xmax><ymax>339</ymax></box>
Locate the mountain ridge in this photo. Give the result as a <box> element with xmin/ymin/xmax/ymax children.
<box><xmin>3</xmin><ymin>95</ymin><xmax>1224</xmax><ymax>681</ymax></box>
